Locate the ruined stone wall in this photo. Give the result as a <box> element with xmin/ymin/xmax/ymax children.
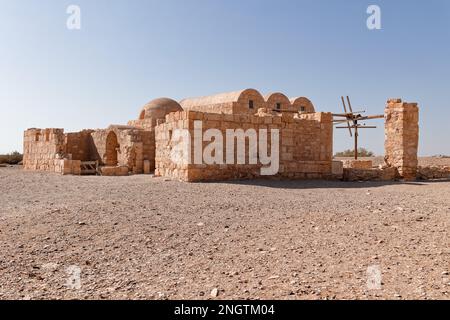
<box><xmin>384</xmin><ymin>99</ymin><xmax>419</xmax><ymax>180</ymax></box>
<box><xmin>90</xmin><ymin>127</ymin><xmax>155</xmax><ymax>173</ymax></box>
<box><xmin>155</xmin><ymin>111</ymin><xmax>333</xmax><ymax>182</ymax></box>
<box><xmin>23</xmin><ymin>128</ymin><xmax>65</xmax><ymax>171</ymax></box>
<box><xmin>65</xmin><ymin>130</ymin><xmax>95</xmax><ymax>161</ymax></box>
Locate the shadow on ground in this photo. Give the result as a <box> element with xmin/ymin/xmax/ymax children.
<box><xmin>214</xmin><ymin>178</ymin><xmax>450</xmax><ymax>189</ymax></box>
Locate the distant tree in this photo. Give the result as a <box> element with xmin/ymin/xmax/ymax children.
<box><xmin>0</xmin><ymin>151</ymin><xmax>23</xmax><ymax>164</ymax></box>
<box><xmin>334</xmin><ymin>148</ymin><xmax>375</xmax><ymax>158</ymax></box>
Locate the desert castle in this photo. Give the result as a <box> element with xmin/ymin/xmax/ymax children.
<box><xmin>23</xmin><ymin>89</ymin><xmax>419</xmax><ymax>181</ymax></box>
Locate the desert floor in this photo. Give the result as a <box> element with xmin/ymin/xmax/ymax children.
<box><xmin>0</xmin><ymin>159</ymin><xmax>449</xmax><ymax>300</ymax></box>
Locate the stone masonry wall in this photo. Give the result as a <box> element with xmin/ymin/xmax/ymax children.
<box><xmin>65</xmin><ymin>130</ymin><xmax>95</xmax><ymax>161</ymax></box>
<box><xmin>155</xmin><ymin>110</ymin><xmax>333</xmax><ymax>182</ymax></box>
<box><xmin>90</xmin><ymin>127</ymin><xmax>155</xmax><ymax>173</ymax></box>
<box><xmin>23</xmin><ymin>128</ymin><xmax>65</xmax><ymax>171</ymax></box>
<box><xmin>384</xmin><ymin>99</ymin><xmax>419</xmax><ymax>180</ymax></box>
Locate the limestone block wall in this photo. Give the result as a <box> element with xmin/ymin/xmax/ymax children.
<box><xmin>54</xmin><ymin>159</ymin><xmax>82</xmax><ymax>175</ymax></box>
<box><xmin>65</xmin><ymin>130</ymin><xmax>95</xmax><ymax>161</ymax></box>
<box><xmin>184</xmin><ymin>102</ymin><xmax>235</xmax><ymax>114</ymax></box>
<box><xmin>155</xmin><ymin>111</ymin><xmax>333</xmax><ymax>182</ymax></box>
<box><xmin>23</xmin><ymin>128</ymin><xmax>65</xmax><ymax>171</ymax></box>
<box><xmin>127</xmin><ymin>118</ymin><xmax>155</xmax><ymax>130</ymax></box>
<box><xmin>384</xmin><ymin>99</ymin><xmax>419</xmax><ymax>180</ymax></box>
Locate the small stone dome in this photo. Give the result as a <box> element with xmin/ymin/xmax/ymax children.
<box><xmin>139</xmin><ymin>98</ymin><xmax>183</xmax><ymax>120</ymax></box>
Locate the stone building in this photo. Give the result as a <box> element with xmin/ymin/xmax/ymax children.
<box><xmin>23</xmin><ymin>97</ymin><xmax>183</xmax><ymax>176</ymax></box>
<box><xmin>22</xmin><ymin>89</ymin><xmax>419</xmax><ymax>181</ymax></box>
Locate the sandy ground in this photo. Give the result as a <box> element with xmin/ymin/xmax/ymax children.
<box><xmin>0</xmin><ymin>162</ymin><xmax>449</xmax><ymax>300</ymax></box>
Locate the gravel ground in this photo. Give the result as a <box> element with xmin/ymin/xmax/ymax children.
<box><xmin>0</xmin><ymin>164</ymin><xmax>449</xmax><ymax>300</ymax></box>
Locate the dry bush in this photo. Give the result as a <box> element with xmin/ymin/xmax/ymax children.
<box><xmin>0</xmin><ymin>151</ymin><xmax>23</xmax><ymax>165</ymax></box>
<box><xmin>335</xmin><ymin>148</ymin><xmax>375</xmax><ymax>158</ymax></box>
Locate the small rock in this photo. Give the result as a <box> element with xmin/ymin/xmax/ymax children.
<box><xmin>197</xmin><ymin>222</ymin><xmax>204</xmax><ymax>227</ymax></box>
<box><xmin>211</xmin><ymin>288</ymin><xmax>219</xmax><ymax>297</ymax></box>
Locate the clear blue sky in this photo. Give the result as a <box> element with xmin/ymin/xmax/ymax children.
<box><xmin>1</xmin><ymin>0</ymin><xmax>449</xmax><ymax>155</ymax></box>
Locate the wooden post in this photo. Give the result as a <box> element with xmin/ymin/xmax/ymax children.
<box><xmin>354</xmin><ymin>120</ymin><xmax>358</xmax><ymax>160</ymax></box>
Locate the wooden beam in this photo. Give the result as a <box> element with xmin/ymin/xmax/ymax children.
<box><xmin>336</xmin><ymin>126</ymin><xmax>377</xmax><ymax>129</ymax></box>
<box><xmin>355</xmin><ymin>115</ymin><xmax>384</xmax><ymax>120</ymax></box>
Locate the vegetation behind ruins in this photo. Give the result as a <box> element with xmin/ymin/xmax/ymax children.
<box><xmin>0</xmin><ymin>151</ymin><xmax>23</xmax><ymax>165</ymax></box>
<box><xmin>334</xmin><ymin>148</ymin><xmax>375</xmax><ymax>157</ymax></box>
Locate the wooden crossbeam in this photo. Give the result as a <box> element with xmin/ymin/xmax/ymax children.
<box><xmin>336</xmin><ymin>126</ymin><xmax>377</xmax><ymax>129</ymax></box>
<box><xmin>332</xmin><ymin>111</ymin><xmax>365</xmax><ymax>117</ymax></box>
<box><xmin>355</xmin><ymin>115</ymin><xmax>384</xmax><ymax>120</ymax></box>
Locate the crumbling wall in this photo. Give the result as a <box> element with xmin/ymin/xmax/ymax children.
<box><xmin>384</xmin><ymin>99</ymin><xmax>419</xmax><ymax>180</ymax></box>
<box><xmin>155</xmin><ymin>110</ymin><xmax>333</xmax><ymax>182</ymax></box>
<box><xmin>23</xmin><ymin>128</ymin><xmax>65</xmax><ymax>171</ymax></box>
<box><xmin>343</xmin><ymin>167</ymin><xmax>397</xmax><ymax>181</ymax></box>
<box><xmin>90</xmin><ymin>126</ymin><xmax>155</xmax><ymax>174</ymax></box>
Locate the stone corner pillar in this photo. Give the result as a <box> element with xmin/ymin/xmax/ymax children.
<box><xmin>384</xmin><ymin>98</ymin><xmax>419</xmax><ymax>181</ymax></box>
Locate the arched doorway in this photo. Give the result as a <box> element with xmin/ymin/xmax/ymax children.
<box><xmin>105</xmin><ymin>131</ymin><xmax>119</xmax><ymax>166</ymax></box>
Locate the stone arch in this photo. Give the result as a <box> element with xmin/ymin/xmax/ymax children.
<box><xmin>105</xmin><ymin>131</ymin><xmax>120</xmax><ymax>166</ymax></box>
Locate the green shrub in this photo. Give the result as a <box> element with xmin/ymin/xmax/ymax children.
<box><xmin>0</xmin><ymin>151</ymin><xmax>23</xmax><ymax>165</ymax></box>
<box><xmin>334</xmin><ymin>148</ymin><xmax>375</xmax><ymax>158</ymax></box>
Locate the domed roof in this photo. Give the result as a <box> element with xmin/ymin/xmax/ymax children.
<box><xmin>139</xmin><ymin>98</ymin><xmax>183</xmax><ymax>120</ymax></box>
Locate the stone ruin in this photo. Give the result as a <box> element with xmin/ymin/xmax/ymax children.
<box><xmin>22</xmin><ymin>89</ymin><xmax>431</xmax><ymax>182</ymax></box>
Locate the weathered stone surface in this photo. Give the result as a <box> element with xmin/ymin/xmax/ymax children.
<box><xmin>417</xmin><ymin>166</ymin><xmax>450</xmax><ymax>180</ymax></box>
<box><xmin>100</xmin><ymin>166</ymin><xmax>129</xmax><ymax>176</ymax></box>
<box><xmin>343</xmin><ymin>167</ymin><xmax>396</xmax><ymax>181</ymax></box>
<box><xmin>384</xmin><ymin>99</ymin><xmax>419</xmax><ymax>181</ymax></box>
<box><xmin>331</xmin><ymin>160</ymin><xmax>344</xmax><ymax>178</ymax></box>
<box><xmin>342</xmin><ymin>160</ymin><xmax>373</xmax><ymax>169</ymax></box>
<box><xmin>155</xmin><ymin>111</ymin><xmax>333</xmax><ymax>182</ymax></box>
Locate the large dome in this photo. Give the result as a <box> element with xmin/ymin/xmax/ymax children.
<box><xmin>139</xmin><ymin>98</ymin><xmax>183</xmax><ymax>120</ymax></box>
